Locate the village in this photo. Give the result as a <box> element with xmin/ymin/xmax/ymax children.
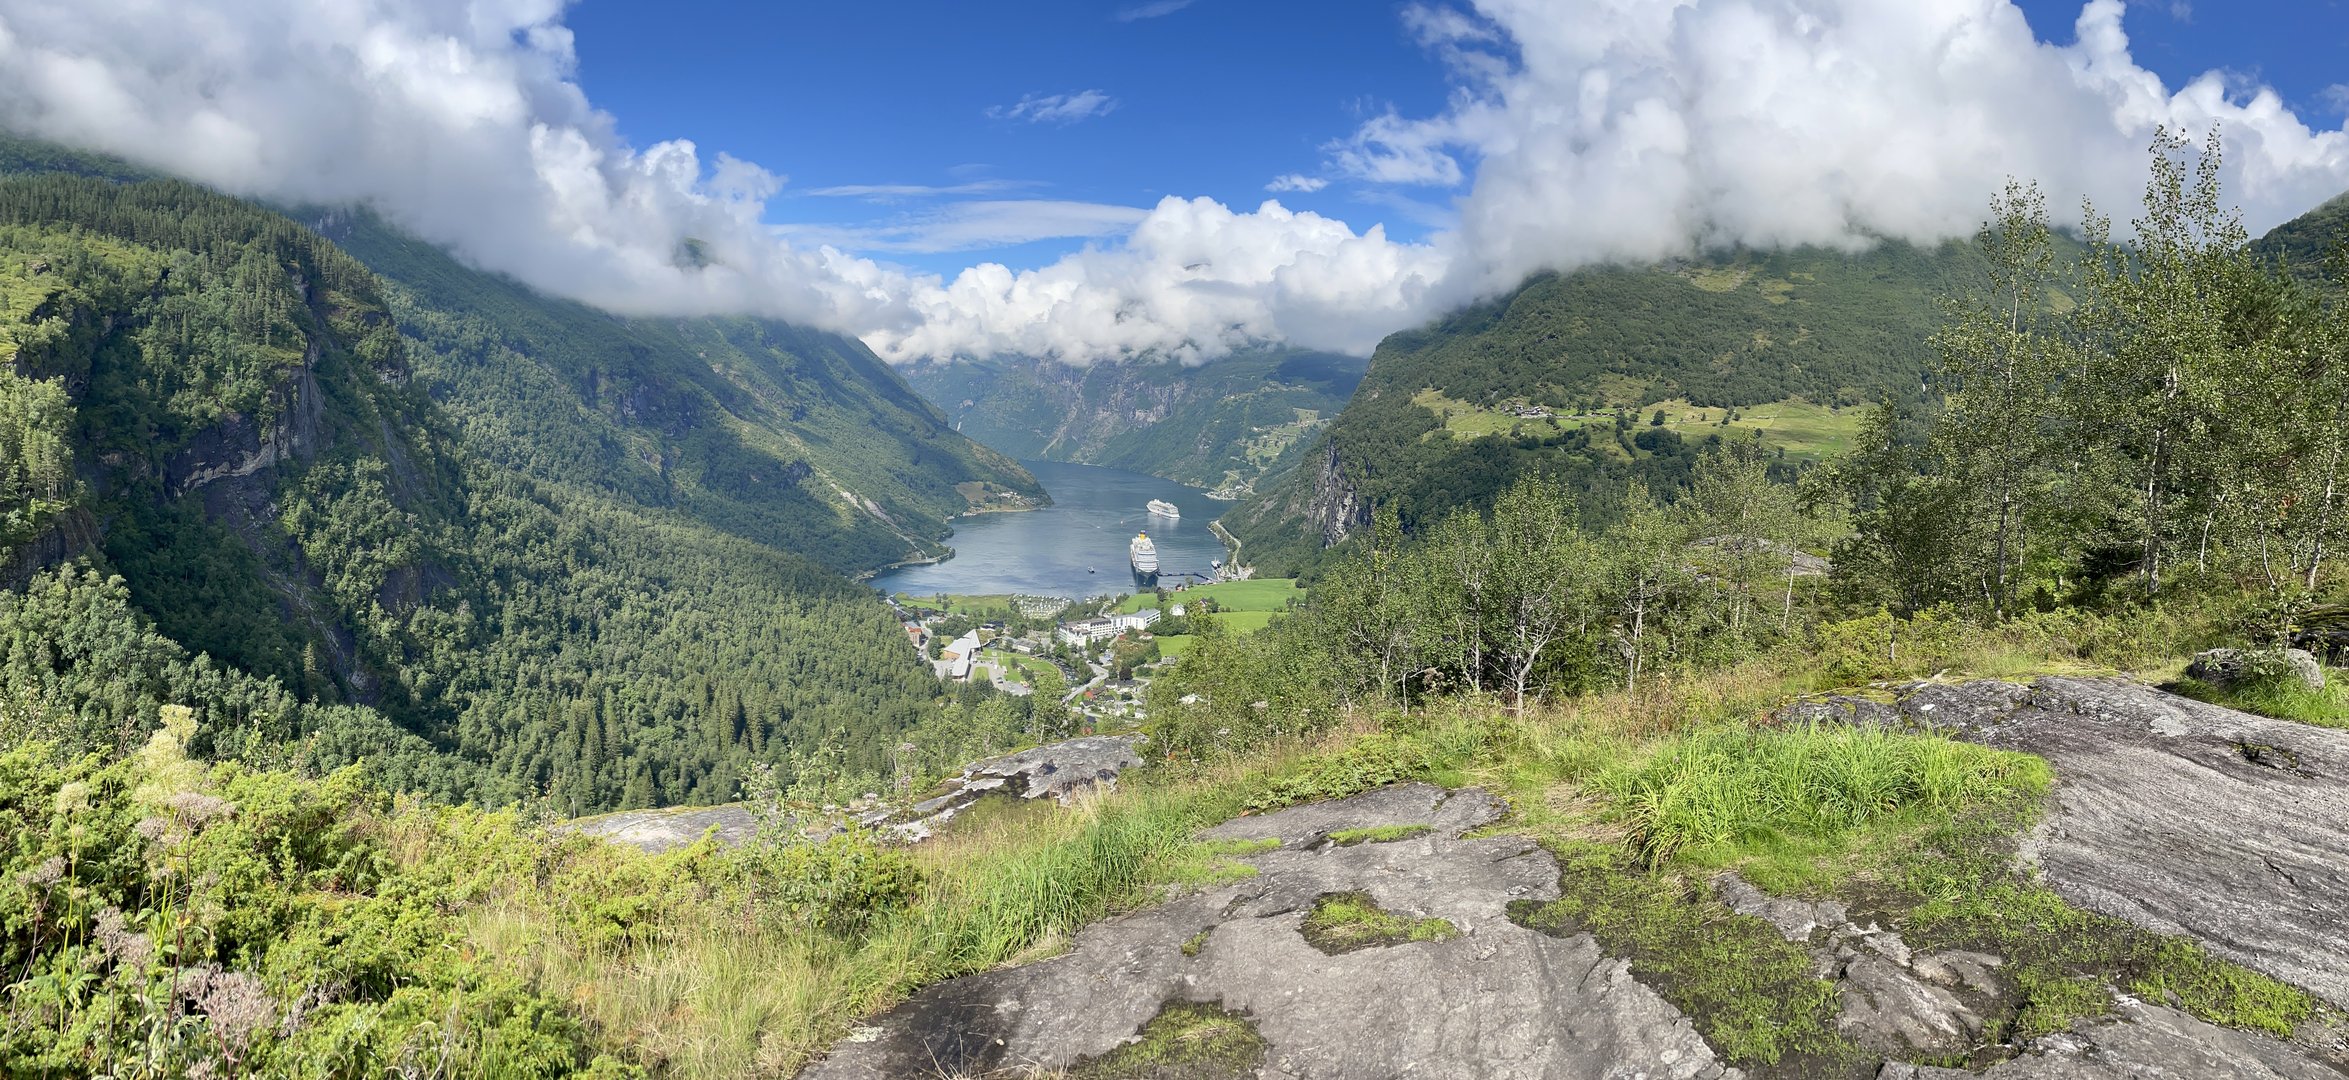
<box><xmin>884</xmin><ymin>576</ymin><xmax>1306</xmax><ymax>733</ymax></box>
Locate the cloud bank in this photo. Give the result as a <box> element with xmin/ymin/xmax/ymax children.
<box><xmin>1</xmin><ymin>0</ymin><xmax>2344</xmax><ymax>368</ymax></box>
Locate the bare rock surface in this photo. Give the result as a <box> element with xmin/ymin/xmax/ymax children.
<box><xmin>1878</xmin><ymin>996</ymin><xmax>2341</xmax><ymax>1079</ymax></box>
<box><xmin>565</xmin><ymin>734</ymin><xmax>1147</xmax><ymax>853</ymax></box>
<box><xmin>801</xmin><ymin>783</ymin><xmax>1738</xmax><ymax>1080</ymax></box>
<box><xmin>1713</xmin><ymin>872</ymin><xmax>1999</xmax><ymax>1059</ymax></box>
<box><xmin>1870</xmin><ymin>676</ymin><xmax>2349</xmax><ymax>1009</ymax></box>
<box><xmin>566</xmin><ymin>803</ymin><xmax>756</xmax><ymax>852</ymax></box>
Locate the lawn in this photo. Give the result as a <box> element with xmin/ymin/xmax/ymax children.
<box><xmin>1120</xmin><ymin>578</ymin><xmax>1303</xmax><ymax>615</ymax></box>
<box><xmin>979</xmin><ymin>649</ymin><xmax>1027</xmax><ymax>682</ymax></box>
<box><xmin>1649</xmin><ymin>398</ymin><xmax>1867</xmax><ymax>462</ymax></box>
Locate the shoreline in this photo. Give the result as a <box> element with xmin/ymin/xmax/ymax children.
<box><xmin>856</xmin><ymin>547</ymin><xmax>954</xmax><ymax>582</ymax></box>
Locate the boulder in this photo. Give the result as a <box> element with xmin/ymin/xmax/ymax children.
<box><xmin>2186</xmin><ymin>647</ymin><xmax>2327</xmax><ymax>691</ymax></box>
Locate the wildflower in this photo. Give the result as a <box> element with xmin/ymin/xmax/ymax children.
<box><xmin>94</xmin><ymin>906</ymin><xmax>153</xmax><ymax>969</ymax></box>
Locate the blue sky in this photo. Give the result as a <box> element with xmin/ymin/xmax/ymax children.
<box><xmin>569</xmin><ymin>0</ymin><xmax>1458</xmax><ymax>274</ymax></box>
<box><xmin>566</xmin><ymin>0</ymin><xmax>2349</xmax><ymax>277</ymax></box>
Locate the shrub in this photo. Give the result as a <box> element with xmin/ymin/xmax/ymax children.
<box><xmin>1810</xmin><ymin>607</ymin><xmax>1976</xmax><ymax>684</ymax></box>
<box><xmin>737</xmin><ymin>829</ymin><xmax>923</xmax><ymax>936</ymax></box>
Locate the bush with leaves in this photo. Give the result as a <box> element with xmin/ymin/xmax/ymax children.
<box><xmin>0</xmin><ymin>707</ymin><xmax>634</xmax><ymax>1079</ymax></box>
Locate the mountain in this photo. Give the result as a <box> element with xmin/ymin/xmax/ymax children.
<box><xmin>319</xmin><ymin>209</ymin><xmax>1042</xmax><ymax>572</ymax></box>
<box><xmin>905</xmin><ymin>348</ymin><xmax>1366</xmax><ymax>497</ymax></box>
<box><xmin>2253</xmin><ymin>189</ymin><xmax>2349</xmax><ymax>284</ymax></box>
<box><xmin>0</xmin><ymin>138</ymin><xmax>1037</xmax><ymax>813</ymax></box>
<box><xmin>1221</xmin><ymin>241</ymin><xmax>1990</xmax><ymax>574</ymax></box>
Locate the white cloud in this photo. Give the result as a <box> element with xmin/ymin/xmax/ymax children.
<box><xmin>988</xmin><ymin>90</ymin><xmax>1119</xmax><ymax>125</ymax></box>
<box><xmin>3</xmin><ymin>0</ymin><xmax>2345</xmax><ymax>372</ymax></box>
<box><xmin>864</xmin><ymin>197</ymin><xmax>1449</xmax><ymax>364</ymax></box>
<box><xmin>1266</xmin><ymin>174</ymin><xmax>1330</xmax><ymax>193</ymax></box>
<box><xmin>777</xmin><ymin>200</ymin><xmax>1150</xmax><ymax>254</ymax></box>
<box><xmin>1348</xmin><ymin>0</ymin><xmax>2349</xmax><ymax>299</ymax></box>
<box><xmin>0</xmin><ymin>0</ymin><xmax>920</xmax><ymax>334</ymax></box>
<box><xmin>1117</xmin><ymin>0</ymin><xmax>1197</xmax><ymax>21</ymax></box>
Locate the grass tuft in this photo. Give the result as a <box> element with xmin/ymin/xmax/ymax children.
<box><xmin>1069</xmin><ymin>1000</ymin><xmax>1267</xmax><ymax>1079</ymax></box>
<box><xmin>1587</xmin><ymin>723</ymin><xmax>2052</xmax><ymax>890</ymax></box>
<box><xmin>1298</xmin><ymin>891</ymin><xmax>1460</xmax><ymax>954</ymax></box>
<box><xmin>1326</xmin><ymin>824</ymin><xmax>1433</xmax><ymax>846</ymax></box>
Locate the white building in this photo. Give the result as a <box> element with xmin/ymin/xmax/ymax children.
<box><xmin>1112</xmin><ymin>609</ymin><xmax>1162</xmax><ymax>632</ymax></box>
<box><xmin>1056</xmin><ymin>618</ymin><xmax>1121</xmax><ymax>646</ymax></box>
<box><xmin>1057</xmin><ymin>607</ymin><xmax>1163</xmax><ymax>646</ymax></box>
<box><xmin>940</xmin><ymin>630</ymin><xmax>983</xmax><ymax>680</ymax></box>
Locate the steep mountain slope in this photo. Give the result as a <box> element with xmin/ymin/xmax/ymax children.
<box><xmin>2253</xmin><ymin>188</ymin><xmax>2349</xmax><ymax>284</ymax></box>
<box><xmin>906</xmin><ymin>348</ymin><xmax>1366</xmax><ymax>496</ymax></box>
<box><xmin>0</xmin><ymin>141</ymin><xmax>1029</xmax><ymax>813</ymax></box>
<box><xmin>322</xmin><ymin>210</ymin><xmax>1042</xmax><ymax>572</ymax></box>
<box><xmin>1224</xmin><ymin>241</ymin><xmax>1989</xmax><ymax>574</ymax></box>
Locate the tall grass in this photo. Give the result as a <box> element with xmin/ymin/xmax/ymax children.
<box><xmin>2171</xmin><ymin>672</ymin><xmax>2349</xmax><ymax>730</ymax></box>
<box><xmin>1590</xmin><ymin>724</ymin><xmax>2051</xmax><ymax>867</ymax></box>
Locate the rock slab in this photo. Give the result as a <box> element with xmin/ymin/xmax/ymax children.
<box><xmin>802</xmin><ymin>783</ymin><xmax>1737</xmax><ymax>1080</ymax></box>
<box><xmin>1878</xmin><ymin>996</ymin><xmax>2342</xmax><ymax>1079</ymax></box>
<box><xmin>1879</xmin><ymin>676</ymin><xmax>2349</xmax><ymax>1010</ymax></box>
<box><xmin>565</xmin><ymin>734</ymin><xmax>1147</xmax><ymax>853</ymax></box>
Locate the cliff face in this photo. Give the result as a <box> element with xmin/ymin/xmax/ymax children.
<box><xmin>0</xmin><ymin>178</ymin><xmax>456</xmax><ymax>700</ymax></box>
<box><xmin>904</xmin><ymin>348</ymin><xmax>1366</xmax><ymax>496</ymax></box>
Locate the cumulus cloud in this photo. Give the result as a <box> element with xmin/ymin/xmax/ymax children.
<box><xmin>1266</xmin><ymin>174</ymin><xmax>1330</xmax><ymax>193</ymax></box>
<box><xmin>864</xmin><ymin>196</ymin><xmax>1448</xmax><ymax>363</ymax></box>
<box><xmin>1346</xmin><ymin>0</ymin><xmax>2349</xmax><ymax>298</ymax></box>
<box><xmin>0</xmin><ymin>0</ymin><xmax>919</xmax><ymax>334</ymax></box>
<box><xmin>2</xmin><ymin>0</ymin><xmax>2345</xmax><ymax>370</ymax></box>
<box><xmin>988</xmin><ymin>90</ymin><xmax>1119</xmax><ymax>125</ymax></box>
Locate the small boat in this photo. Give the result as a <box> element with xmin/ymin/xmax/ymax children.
<box><xmin>1146</xmin><ymin>499</ymin><xmax>1180</xmax><ymax>519</ymax></box>
<box><xmin>1088</xmin><ymin>567</ymin><xmax>1097</xmax><ymax>574</ymax></box>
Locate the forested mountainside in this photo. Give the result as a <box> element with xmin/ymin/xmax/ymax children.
<box><xmin>2253</xmin><ymin>189</ymin><xmax>2349</xmax><ymax>285</ymax></box>
<box><xmin>0</xmin><ymin>143</ymin><xmax>1031</xmax><ymax>815</ymax></box>
<box><xmin>1221</xmin><ymin>240</ymin><xmax>1996</xmax><ymax>575</ymax></box>
<box><xmin>905</xmin><ymin>348</ymin><xmax>1365</xmax><ymax>495</ymax></box>
<box><xmin>319</xmin><ymin>210</ymin><xmax>1041</xmax><ymax>571</ymax></box>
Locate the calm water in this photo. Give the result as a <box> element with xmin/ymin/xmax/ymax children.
<box><xmin>872</xmin><ymin>460</ymin><xmax>1230</xmax><ymax>602</ymax></box>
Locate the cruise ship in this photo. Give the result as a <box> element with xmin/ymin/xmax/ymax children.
<box><xmin>1146</xmin><ymin>498</ymin><xmax>1180</xmax><ymax>519</ymax></box>
<box><xmin>1129</xmin><ymin>531</ymin><xmax>1160</xmax><ymax>584</ymax></box>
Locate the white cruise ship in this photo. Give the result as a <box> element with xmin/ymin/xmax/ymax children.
<box><xmin>1146</xmin><ymin>498</ymin><xmax>1180</xmax><ymax>519</ymax></box>
<box><xmin>1129</xmin><ymin>531</ymin><xmax>1160</xmax><ymax>583</ymax></box>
